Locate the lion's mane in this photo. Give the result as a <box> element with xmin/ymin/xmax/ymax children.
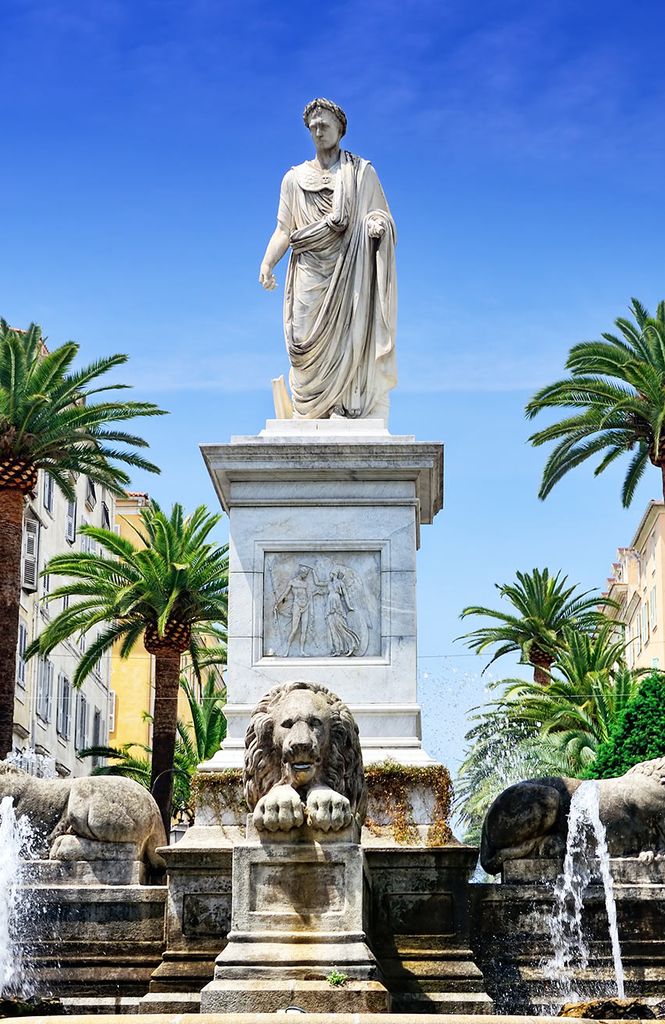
<box><xmin>243</xmin><ymin>680</ymin><xmax>367</xmax><ymax>824</ymax></box>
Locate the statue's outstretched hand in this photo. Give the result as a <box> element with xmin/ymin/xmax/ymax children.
<box><xmin>367</xmin><ymin>217</ymin><xmax>385</xmax><ymax>240</ymax></box>
<box><xmin>259</xmin><ymin>263</ymin><xmax>278</xmax><ymax>291</ymax></box>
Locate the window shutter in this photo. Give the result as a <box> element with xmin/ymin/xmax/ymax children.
<box><xmin>66</xmin><ymin>499</ymin><xmax>77</xmax><ymax>542</ymax></box>
<box><xmin>64</xmin><ymin>680</ymin><xmax>71</xmax><ymax>739</ymax></box>
<box><xmin>56</xmin><ymin>674</ymin><xmax>64</xmax><ymax>735</ymax></box>
<box><xmin>43</xmin><ymin>472</ymin><xmax>54</xmax><ymax>514</ymax></box>
<box><xmin>108</xmin><ymin>690</ymin><xmax>116</xmax><ymax>733</ymax></box>
<box><xmin>46</xmin><ymin>661</ymin><xmax>54</xmax><ymax>722</ymax></box>
<box><xmin>22</xmin><ymin>518</ymin><xmax>39</xmax><ymax>591</ymax></box>
<box><xmin>16</xmin><ymin>623</ymin><xmax>27</xmax><ymax>688</ymax></box>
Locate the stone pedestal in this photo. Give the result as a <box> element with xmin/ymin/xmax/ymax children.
<box><xmin>200</xmin><ymin>418</ymin><xmax>443</xmax><ymax>769</ymax></box>
<box><xmin>19</xmin><ymin>880</ymin><xmax>166</xmax><ymax>998</ymax></box>
<box><xmin>199</xmin><ymin>823</ymin><xmax>388</xmax><ymax>1013</ymax></box>
<box><xmin>472</xmin><ymin>857</ymin><xmax>665</xmax><ymax>1013</ymax></box>
<box><xmin>366</xmin><ymin>844</ymin><xmax>493</xmax><ymax>1013</ymax></box>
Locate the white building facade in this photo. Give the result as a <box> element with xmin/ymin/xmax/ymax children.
<box><xmin>12</xmin><ymin>470</ymin><xmax>114</xmax><ymax>777</ymax></box>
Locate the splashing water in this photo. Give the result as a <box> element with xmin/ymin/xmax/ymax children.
<box><xmin>548</xmin><ymin>780</ymin><xmax>625</xmax><ymax>1002</ymax></box>
<box><xmin>0</xmin><ymin>796</ymin><xmax>35</xmax><ymax>996</ymax></box>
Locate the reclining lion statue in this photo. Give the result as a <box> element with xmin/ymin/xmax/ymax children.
<box><xmin>481</xmin><ymin>757</ymin><xmax>665</xmax><ymax>875</ymax></box>
<box><xmin>244</xmin><ymin>680</ymin><xmax>367</xmax><ymax>832</ymax></box>
<box><xmin>0</xmin><ymin>762</ymin><xmax>166</xmax><ymax>870</ymax></box>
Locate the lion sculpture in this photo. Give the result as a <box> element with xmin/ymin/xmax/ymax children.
<box><xmin>481</xmin><ymin>757</ymin><xmax>665</xmax><ymax>875</ymax></box>
<box><xmin>0</xmin><ymin>762</ymin><xmax>166</xmax><ymax>871</ymax></box>
<box><xmin>244</xmin><ymin>680</ymin><xmax>367</xmax><ymax>833</ymax></box>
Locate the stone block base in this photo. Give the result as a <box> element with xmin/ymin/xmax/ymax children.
<box><xmin>200</xmin><ymin>977</ymin><xmax>389</xmax><ymax>1013</ymax></box>
<box><xmin>29</xmin><ymin>856</ymin><xmax>146</xmax><ymax>886</ymax></box>
<box><xmin>19</xmin><ymin>882</ymin><xmax>166</xmax><ymax>997</ymax></box>
<box><xmin>472</xmin><ymin>865</ymin><xmax>665</xmax><ymax>1013</ymax></box>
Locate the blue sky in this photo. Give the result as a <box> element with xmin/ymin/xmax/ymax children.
<box><xmin>3</xmin><ymin>0</ymin><xmax>665</xmax><ymax>771</ymax></box>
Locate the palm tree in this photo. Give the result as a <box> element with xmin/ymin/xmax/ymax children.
<box><xmin>27</xmin><ymin>502</ymin><xmax>228</xmax><ymax>837</ymax></box>
<box><xmin>0</xmin><ymin>320</ymin><xmax>165</xmax><ymax>757</ymax></box>
<box><xmin>458</xmin><ymin>568</ymin><xmax>616</xmax><ymax>684</ymax></box>
<box><xmin>455</xmin><ymin>623</ymin><xmax>640</xmax><ymax>839</ymax></box>
<box><xmin>499</xmin><ymin>623</ymin><xmax>641</xmax><ymax>766</ymax></box>
<box><xmin>81</xmin><ymin>672</ymin><xmax>227</xmax><ymax>822</ymax></box>
<box><xmin>526</xmin><ymin>298</ymin><xmax>665</xmax><ymax>506</ymax></box>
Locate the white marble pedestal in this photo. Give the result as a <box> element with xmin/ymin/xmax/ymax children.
<box><xmin>201</xmin><ymin>418</ymin><xmax>443</xmax><ymax>768</ymax></box>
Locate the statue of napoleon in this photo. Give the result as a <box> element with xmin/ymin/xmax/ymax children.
<box><xmin>259</xmin><ymin>98</ymin><xmax>397</xmax><ymax>421</ymax></box>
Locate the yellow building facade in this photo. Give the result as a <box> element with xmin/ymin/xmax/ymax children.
<box><xmin>606</xmin><ymin>501</ymin><xmax>665</xmax><ymax>672</ymax></box>
<box><xmin>109</xmin><ymin>492</ymin><xmax>154</xmax><ymax>750</ymax></box>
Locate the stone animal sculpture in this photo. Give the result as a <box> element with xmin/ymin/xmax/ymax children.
<box><xmin>481</xmin><ymin>757</ymin><xmax>665</xmax><ymax>875</ymax></box>
<box><xmin>0</xmin><ymin>762</ymin><xmax>167</xmax><ymax>870</ymax></box>
<box><xmin>244</xmin><ymin>680</ymin><xmax>367</xmax><ymax>832</ymax></box>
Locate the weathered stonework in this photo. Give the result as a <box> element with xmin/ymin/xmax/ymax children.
<box><xmin>199</xmin><ymin>825</ymin><xmax>388</xmax><ymax>1014</ymax></box>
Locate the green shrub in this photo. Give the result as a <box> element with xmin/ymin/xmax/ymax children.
<box><xmin>587</xmin><ymin>672</ymin><xmax>665</xmax><ymax>779</ymax></box>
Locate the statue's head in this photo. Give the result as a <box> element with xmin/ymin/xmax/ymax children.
<box><xmin>303</xmin><ymin>98</ymin><xmax>347</xmax><ymax>146</ymax></box>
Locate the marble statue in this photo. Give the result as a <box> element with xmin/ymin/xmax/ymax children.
<box><xmin>480</xmin><ymin>757</ymin><xmax>665</xmax><ymax>875</ymax></box>
<box><xmin>0</xmin><ymin>762</ymin><xmax>167</xmax><ymax>870</ymax></box>
<box><xmin>243</xmin><ymin>680</ymin><xmax>367</xmax><ymax>832</ymax></box>
<box><xmin>259</xmin><ymin>97</ymin><xmax>397</xmax><ymax>421</ymax></box>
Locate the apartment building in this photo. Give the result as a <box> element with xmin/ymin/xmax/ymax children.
<box><xmin>605</xmin><ymin>501</ymin><xmax>665</xmax><ymax>671</ymax></box>
<box><xmin>12</xmin><ymin>470</ymin><xmax>114</xmax><ymax>776</ymax></box>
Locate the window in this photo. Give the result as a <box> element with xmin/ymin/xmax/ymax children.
<box><xmin>66</xmin><ymin>499</ymin><xmax>77</xmax><ymax>543</ymax></box>
<box><xmin>642</xmin><ymin>603</ymin><xmax>649</xmax><ymax>645</ymax></box>
<box><xmin>101</xmin><ymin>501</ymin><xmax>111</xmax><ymax>530</ymax></box>
<box><xmin>43</xmin><ymin>473</ymin><xmax>54</xmax><ymax>515</ymax></box>
<box><xmin>41</xmin><ymin>572</ymin><xmax>50</xmax><ymax>616</ymax></box>
<box><xmin>85</xmin><ymin>478</ymin><xmax>97</xmax><ymax>510</ymax></box>
<box><xmin>80</xmin><ymin>521</ymin><xmax>95</xmax><ymax>556</ymax></box>
<box><xmin>91</xmin><ymin>707</ymin><xmax>102</xmax><ymax>767</ymax></box>
<box><xmin>650</xmin><ymin>587</ymin><xmax>658</xmax><ymax>631</ymax></box>
<box><xmin>635</xmin><ymin>615</ymin><xmax>642</xmax><ymax>654</ymax></box>
<box><xmin>75</xmin><ymin>693</ymin><xmax>88</xmax><ymax>751</ymax></box>
<box><xmin>108</xmin><ymin>690</ymin><xmax>116</xmax><ymax>734</ymax></box>
<box><xmin>22</xmin><ymin>516</ymin><xmax>39</xmax><ymax>591</ymax></box>
<box><xmin>78</xmin><ymin>630</ymin><xmax>86</xmax><ymax>654</ymax></box>
<box><xmin>56</xmin><ymin>674</ymin><xmax>72</xmax><ymax>739</ymax></box>
<box><xmin>16</xmin><ymin>622</ymin><xmax>28</xmax><ymax>689</ymax></box>
<box><xmin>36</xmin><ymin>657</ymin><xmax>54</xmax><ymax>722</ymax></box>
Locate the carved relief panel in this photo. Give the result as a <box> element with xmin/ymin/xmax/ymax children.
<box><xmin>263</xmin><ymin>551</ymin><xmax>381</xmax><ymax>658</ymax></box>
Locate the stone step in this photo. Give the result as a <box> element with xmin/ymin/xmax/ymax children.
<box><xmin>390</xmin><ymin>990</ymin><xmax>494</xmax><ymax>1014</ymax></box>
<box><xmin>140</xmin><ymin>991</ymin><xmax>202</xmax><ymax>1013</ymax></box>
<box><xmin>62</xmin><ymin>997</ymin><xmax>143</xmax><ymax>1015</ymax></box>
<box><xmin>381</xmin><ymin>958</ymin><xmax>485</xmax><ymax>985</ymax></box>
<box><xmin>385</xmin><ymin>977</ymin><xmax>489</xmax><ymax>993</ymax></box>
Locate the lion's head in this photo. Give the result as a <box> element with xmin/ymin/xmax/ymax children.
<box><xmin>244</xmin><ymin>681</ymin><xmax>367</xmax><ymax>824</ymax></box>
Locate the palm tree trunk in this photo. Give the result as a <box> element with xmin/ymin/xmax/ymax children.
<box><xmin>0</xmin><ymin>489</ymin><xmax>24</xmax><ymax>758</ymax></box>
<box><xmin>150</xmin><ymin>650</ymin><xmax>181</xmax><ymax>841</ymax></box>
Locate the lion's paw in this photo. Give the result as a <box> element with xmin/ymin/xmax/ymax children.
<box><xmin>253</xmin><ymin>785</ymin><xmax>305</xmax><ymax>832</ymax></box>
<box><xmin>639</xmin><ymin>850</ymin><xmax>656</xmax><ymax>863</ymax></box>
<box><xmin>306</xmin><ymin>787</ymin><xmax>353</xmax><ymax>832</ymax></box>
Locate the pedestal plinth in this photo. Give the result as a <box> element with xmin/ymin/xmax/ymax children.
<box><xmin>200</xmin><ymin>418</ymin><xmax>443</xmax><ymax>768</ymax></box>
<box><xmin>199</xmin><ymin>823</ymin><xmax>388</xmax><ymax>1013</ymax></box>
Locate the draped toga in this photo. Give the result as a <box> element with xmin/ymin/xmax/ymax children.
<box><xmin>277</xmin><ymin>150</ymin><xmax>397</xmax><ymax>420</ymax></box>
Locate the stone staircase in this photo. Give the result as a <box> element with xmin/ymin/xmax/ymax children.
<box><xmin>376</xmin><ymin>934</ymin><xmax>493</xmax><ymax>1013</ymax></box>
